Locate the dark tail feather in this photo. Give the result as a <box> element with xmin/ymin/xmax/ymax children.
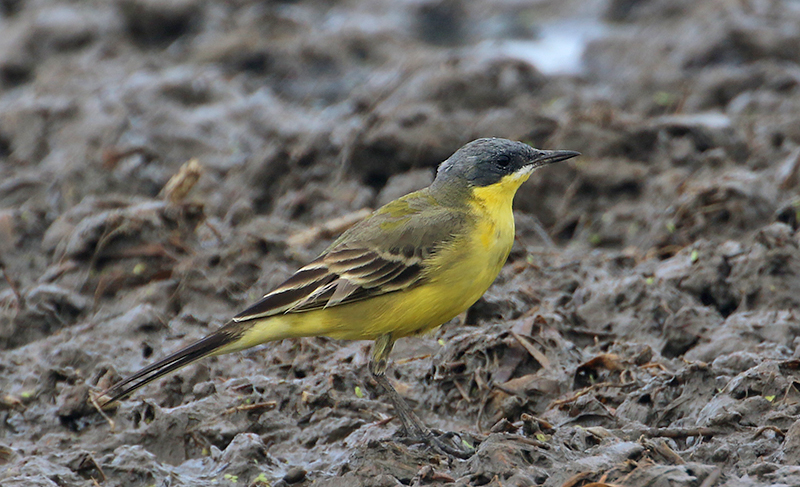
<box><xmin>99</xmin><ymin>328</ymin><xmax>239</xmax><ymax>407</ymax></box>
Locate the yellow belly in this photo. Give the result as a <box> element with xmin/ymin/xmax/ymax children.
<box><xmin>228</xmin><ymin>177</ymin><xmax>522</xmax><ymax>350</ymax></box>
<box><xmin>228</xmin><ymin>217</ymin><xmax>514</xmax><ymax>350</ymax></box>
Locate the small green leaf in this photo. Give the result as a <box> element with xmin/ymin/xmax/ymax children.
<box><xmin>690</xmin><ymin>250</ymin><xmax>699</xmax><ymax>263</ymax></box>
<box><xmin>765</xmin><ymin>395</ymin><xmax>776</xmax><ymax>402</ymax></box>
<box><xmin>252</xmin><ymin>473</ymin><xmax>271</xmax><ymax>486</ymax></box>
<box><xmin>354</xmin><ymin>386</ymin><xmax>364</xmax><ymax>398</ymax></box>
<box><xmin>654</xmin><ymin>91</ymin><xmax>677</xmax><ymax>107</ymax></box>
<box><xmin>438</xmin><ymin>338</ymin><xmax>446</xmax><ymax>346</ymax></box>
<box><xmin>665</xmin><ymin>221</ymin><xmax>676</xmax><ymax>234</ymax></box>
<box><xmin>645</xmin><ymin>277</ymin><xmax>654</xmax><ymax>285</ymax></box>
<box><xmin>461</xmin><ymin>439</ymin><xmax>474</xmax><ymax>450</ymax></box>
<box><xmin>535</xmin><ymin>433</ymin><xmax>549</xmax><ymax>442</ymax></box>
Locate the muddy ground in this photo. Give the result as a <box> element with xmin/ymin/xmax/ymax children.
<box><xmin>2</xmin><ymin>0</ymin><xmax>800</xmax><ymax>486</ymax></box>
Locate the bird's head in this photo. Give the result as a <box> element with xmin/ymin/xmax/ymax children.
<box><xmin>431</xmin><ymin>138</ymin><xmax>579</xmax><ymax>202</ymax></box>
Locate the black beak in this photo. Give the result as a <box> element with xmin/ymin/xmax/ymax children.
<box><xmin>531</xmin><ymin>149</ymin><xmax>581</xmax><ymax>167</ymax></box>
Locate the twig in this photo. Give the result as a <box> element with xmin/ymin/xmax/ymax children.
<box><xmin>561</xmin><ymin>471</ymin><xmax>595</xmax><ymax>487</ymax></box>
<box><xmin>751</xmin><ymin>425</ymin><xmax>786</xmax><ymax>439</ymax></box>
<box><xmin>221</xmin><ymin>401</ymin><xmax>277</xmax><ymax>415</ymax></box>
<box><xmin>88</xmin><ymin>393</ymin><xmax>116</xmax><ymax>432</ymax></box>
<box><xmin>476</xmin><ymin>391</ymin><xmax>491</xmax><ymax>434</ymax></box>
<box><xmin>374</xmin><ymin>415</ymin><xmax>395</xmax><ymax>427</ymax></box>
<box><xmin>510</xmin><ymin>329</ymin><xmax>550</xmax><ymax>369</ymax></box>
<box><xmin>699</xmin><ymin>467</ymin><xmax>721</xmax><ymax>487</ymax></box>
<box><xmin>80</xmin><ymin>453</ymin><xmax>107</xmax><ymax>483</ymax></box>
<box><xmin>203</xmin><ymin>219</ymin><xmax>225</xmax><ymax>244</ymax></box>
<box><xmin>647</xmin><ymin>438</ymin><xmax>685</xmax><ymax>464</ymax></box>
<box><xmin>619</xmin><ymin>426</ymin><xmax>725</xmax><ymax>440</ymax></box>
<box><xmin>453</xmin><ymin>380</ymin><xmax>474</xmax><ymax>404</ymax></box>
<box><xmin>548</xmin><ymin>381</ymin><xmax>637</xmax><ymax>410</ymax></box>
<box><xmin>639</xmin><ymin>362</ymin><xmax>669</xmax><ymax>372</ymax></box>
<box><xmin>394</xmin><ymin>354</ymin><xmax>431</xmax><ymax>366</ymax></box>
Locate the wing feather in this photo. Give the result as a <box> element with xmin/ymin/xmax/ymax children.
<box><xmin>233</xmin><ymin>190</ymin><xmax>469</xmax><ymax>323</ymax></box>
<box><xmin>233</xmin><ymin>249</ymin><xmax>425</xmax><ymax>320</ymax></box>
<box><xmin>326</xmin><ymin>279</ymin><xmax>362</xmax><ymax>307</ymax></box>
<box><xmin>359</xmin><ymin>262</ymin><xmax>410</xmax><ymax>288</ymax></box>
<box><xmin>340</xmin><ymin>258</ymin><xmax>391</xmax><ymax>278</ymax></box>
<box><xmin>379</xmin><ymin>265</ymin><xmax>424</xmax><ymax>292</ymax></box>
<box><xmin>352</xmin><ymin>260</ymin><xmax>404</xmax><ymax>284</ymax></box>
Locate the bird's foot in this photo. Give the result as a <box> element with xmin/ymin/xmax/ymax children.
<box><xmin>422</xmin><ymin>429</ymin><xmax>475</xmax><ymax>459</ymax></box>
<box><xmin>396</xmin><ymin>425</ymin><xmax>475</xmax><ymax>459</ymax></box>
<box><xmin>369</xmin><ymin>369</ymin><xmax>476</xmax><ymax>458</ymax></box>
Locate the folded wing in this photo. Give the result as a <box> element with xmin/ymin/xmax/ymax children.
<box><xmin>233</xmin><ymin>247</ymin><xmax>425</xmax><ymax>321</ymax></box>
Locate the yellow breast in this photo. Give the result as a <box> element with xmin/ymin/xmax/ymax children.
<box><xmin>466</xmin><ymin>173</ymin><xmax>523</xmax><ymax>276</ymax></box>
<box><xmin>384</xmin><ymin>171</ymin><xmax>528</xmax><ymax>337</ymax></box>
<box><xmin>236</xmin><ymin>172</ymin><xmax>531</xmax><ymax>345</ymax></box>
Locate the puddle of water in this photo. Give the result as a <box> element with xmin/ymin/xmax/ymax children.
<box><xmin>485</xmin><ymin>18</ymin><xmax>608</xmax><ymax>75</ymax></box>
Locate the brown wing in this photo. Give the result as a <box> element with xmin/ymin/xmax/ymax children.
<box><xmin>232</xmin><ymin>247</ymin><xmax>425</xmax><ymax>321</ymax></box>
<box><xmin>233</xmin><ymin>188</ymin><xmax>468</xmax><ymax>322</ymax></box>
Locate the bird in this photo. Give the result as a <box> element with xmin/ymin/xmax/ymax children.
<box><xmin>98</xmin><ymin>137</ymin><xmax>579</xmax><ymax>457</ymax></box>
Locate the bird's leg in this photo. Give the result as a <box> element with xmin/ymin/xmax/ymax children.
<box><xmin>370</xmin><ymin>334</ymin><xmax>427</xmax><ymax>438</ymax></box>
<box><xmin>369</xmin><ymin>334</ymin><xmax>472</xmax><ymax>458</ymax></box>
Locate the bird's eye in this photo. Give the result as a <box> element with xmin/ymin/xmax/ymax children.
<box><xmin>496</xmin><ymin>155</ymin><xmax>511</xmax><ymax>167</ymax></box>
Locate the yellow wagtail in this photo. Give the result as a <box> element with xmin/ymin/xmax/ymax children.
<box><xmin>100</xmin><ymin>137</ymin><xmax>579</xmax><ymax>457</ymax></box>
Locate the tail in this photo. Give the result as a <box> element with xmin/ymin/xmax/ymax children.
<box><xmin>99</xmin><ymin>323</ymin><xmax>243</xmax><ymax>407</ymax></box>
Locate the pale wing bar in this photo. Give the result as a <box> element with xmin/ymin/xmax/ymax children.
<box><xmin>233</xmin><ymin>247</ymin><xmax>426</xmax><ymax>321</ymax></box>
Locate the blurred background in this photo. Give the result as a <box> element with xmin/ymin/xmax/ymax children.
<box><xmin>2</xmin><ymin>0</ymin><xmax>800</xmax><ymax>486</ymax></box>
